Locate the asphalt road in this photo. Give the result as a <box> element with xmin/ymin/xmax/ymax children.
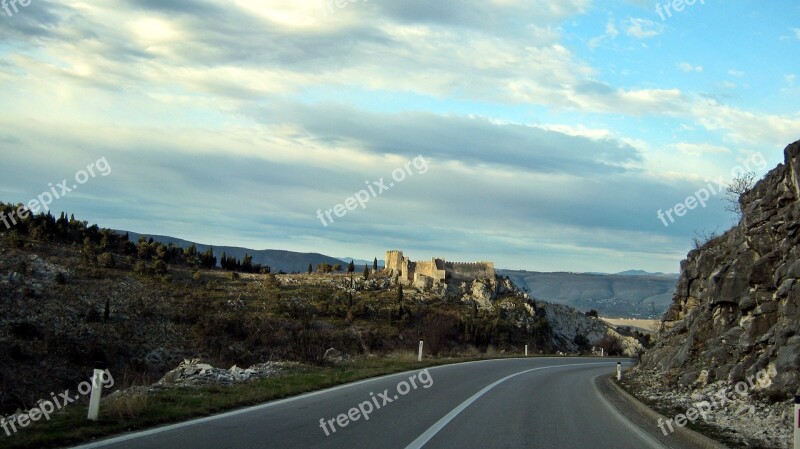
<box><xmin>68</xmin><ymin>358</ymin><xmax>668</xmax><ymax>449</ymax></box>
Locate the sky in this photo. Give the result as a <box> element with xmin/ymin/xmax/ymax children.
<box><xmin>0</xmin><ymin>0</ymin><xmax>799</xmax><ymax>273</ymax></box>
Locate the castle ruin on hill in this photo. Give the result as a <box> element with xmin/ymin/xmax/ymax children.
<box><xmin>385</xmin><ymin>250</ymin><xmax>495</xmax><ymax>289</ymax></box>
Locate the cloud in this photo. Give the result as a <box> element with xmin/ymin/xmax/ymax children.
<box><xmin>588</xmin><ymin>19</ymin><xmax>619</xmax><ymax>49</ymax></box>
<box><xmin>625</xmin><ymin>18</ymin><xmax>663</xmax><ymax>38</ymax></box>
<box><xmin>675</xmin><ymin>143</ymin><xmax>730</xmax><ymax>157</ymax></box>
<box><xmin>678</xmin><ymin>62</ymin><xmax>703</xmax><ymax>73</ymax></box>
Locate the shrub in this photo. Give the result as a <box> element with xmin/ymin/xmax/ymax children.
<box><xmin>98</xmin><ymin>252</ymin><xmax>115</xmax><ymax>268</ymax></box>
<box><xmin>153</xmin><ymin>260</ymin><xmax>168</xmax><ymax>275</ymax></box>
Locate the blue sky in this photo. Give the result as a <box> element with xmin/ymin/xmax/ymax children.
<box><xmin>0</xmin><ymin>0</ymin><xmax>798</xmax><ymax>273</ymax></box>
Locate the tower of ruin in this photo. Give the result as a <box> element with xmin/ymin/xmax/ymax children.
<box><xmin>384</xmin><ymin>250</ymin><xmax>495</xmax><ymax>288</ymax></box>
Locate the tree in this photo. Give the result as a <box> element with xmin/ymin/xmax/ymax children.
<box><xmin>692</xmin><ymin>228</ymin><xmax>719</xmax><ymax>250</ymax></box>
<box><xmin>307</xmin><ymin>263</ymin><xmax>313</xmax><ymax>274</ymax></box>
<box><xmin>373</xmin><ymin>257</ymin><xmax>378</xmax><ymax>272</ymax></box>
<box><xmin>585</xmin><ymin>310</ymin><xmax>598</xmax><ymax>318</ymax></box>
<box><xmin>348</xmin><ymin>260</ymin><xmax>355</xmax><ymax>273</ymax></box>
<box><xmin>573</xmin><ymin>334</ymin><xmax>590</xmax><ymax>351</ymax></box>
<box><xmin>332</xmin><ymin>263</ymin><xmax>342</xmax><ymax>272</ymax></box>
<box><xmin>363</xmin><ymin>263</ymin><xmax>369</xmax><ymax>280</ymax></box>
<box><xmin>724</xmin><ymin>171</ymin><xmax>757</xmax><ymax>220</ymax></box>
<box><xmin>104</xmin><ymin>298</ymin><xmax>111</xmax><ymax>321</ymax></box>
<box><xmin>396</xmin><ymin>283</ymin><xmax>404</xmax><ymax>319</ymax></box>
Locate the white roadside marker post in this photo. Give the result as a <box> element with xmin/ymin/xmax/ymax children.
<box><xmin>525</xmin><ymin>345</ymin><xmax>528</xmax><ymax>357</ymax></box>
<box><xmin>794</xmin><ymin>395</ymin><xmax>799</xmax><ymax>449</ymax></box>
<box><xmin>418</xmin><ymin>341</ymin><xmax>424</xmax><ymax>362</ymax></box>
<box><xmin>601</xmin><ymin>348</ymin><xmax>604</xmax><ymax>357</ymax></box>
<box><xmin>616</xmin><ymin>362</ymin><xmax>622</xmax><ymax>381</ymax></box>
<box><xmin>87</xmin><ymin>364</ymin><xmax>105</xmax><ymax>421</ymax></box>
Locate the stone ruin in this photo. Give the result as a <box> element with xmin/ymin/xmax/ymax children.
<box><xmin>385</xmin><ymin>250</ymin><xmax>495</xmax><ymax>289</ymax></box>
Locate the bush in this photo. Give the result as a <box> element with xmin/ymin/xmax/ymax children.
<box><xmin>98</xmin><ymin>252</ymin><xmax>115</xmax><ymax>268</ymax></box>
<box><xmin>153</xmin><ymin>260</ymin><xmax>168</xmax><ymax>275</ymax></box>
<box><xmin>133</xmin><ymin>261</ymin><xmax>147</xmax><ymax>274</ymax></box>
<box><xmin>55</xmin><ymin>272</ymin><xmax>67</xmax><ymax>285</ymax></box>
<box><xmin>596</xmin><ymin>335</ymin><xmax>625</xmax><ymax>356</ymax></box>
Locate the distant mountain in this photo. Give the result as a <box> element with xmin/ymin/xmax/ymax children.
<box><xmin>338</xmin><ymin>257</ymin><xmax>385</xmax><ymax>269</ymax></box>
<box><xmin>118</xmin><ymin>231</ymin><xmax>345</xmax><ymax>273</ymax></box>
<box><xmin>614</xmin><ymin>269</ymin><xmax>675</xmax><ymax>277</ymax></box>
<box><xmin>498</xmin><ymin>269</ymin><xmax>679</xmax><ymax>319</ymax></box>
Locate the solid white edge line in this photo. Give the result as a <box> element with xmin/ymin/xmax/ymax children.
<box><xmin>65</xmin><ymin>357</ymin><xmax>622</xmax><ymax>449</ymax></box>
<box><xmin>592</xmin><ymin>374</ymin><xmax>670</xmax><ymax>449</ymax></box>
<box><xmin>403</xmin><ymin>361</ymin><xmax>621</xmax><ymax>449</ymax></box>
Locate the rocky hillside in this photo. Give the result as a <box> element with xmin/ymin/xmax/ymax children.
<box><xmin>630</xmin><ymin>140</ymin><xmax>800</xmax><ymax>448</ymax></box>
<box><xmin>0</xmin><ymin>229</ymin><xmax>641</xmax><ymax>415</ymax></box>
<box><xmin>539</xmin><ymin>302</ymin><xmax>644</xmax><ymax>356</ymax></box>
<box><xmin>641</xmin><ymin>140</ymin><xmax>800</xmax><ymax>396</ymax></box>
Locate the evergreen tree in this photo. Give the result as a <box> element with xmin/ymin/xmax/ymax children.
<box><xmin>396</xmin><ymin>283</ymin><xmax>404</xmax><ymax>319</ymax></box>
<box><xmin>348</xmin><ymin>260</ymin><xmax>355</xmax><ymax>273</ymax></box>
<box><xmin>307</xmin><ymin>263</ymin><xmax>312</xmax><ymax>274</ymax></box>
<box><xmin>363</xmin><ymin>263</ymin><xmax>369</xmax><ymax>280</ymax></box>
<box><xmin>373</xmin><ymin>257</ymin><xmax>378</xmax><ymax>271</ymax></box>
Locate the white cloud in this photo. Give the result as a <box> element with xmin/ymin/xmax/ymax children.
<box><xmin>675</xmin><ymin>143</ymin><xmax>731</xmax><ymax>157</ymax></box>
<box><xmin>677</xmin><ymin>62</ymin><xmax>703</xmax><ymax>73</ymax></box>
<box><xmin>625</xmin><ymin>18</ymin><xmax>663</xmax><ymax>38</ymax></box>
<box><xmin>727</xmin><ymin>69</ymin><xmax>745</xmax><ymax>77</ymax></box>
<box><xmin>588</xmin><ymin>19</ymin><xmax>619</xmax><ymax>49</ymax></box>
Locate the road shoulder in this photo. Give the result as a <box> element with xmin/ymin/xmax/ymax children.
<box><xmin>595</xmin><ymin>374</ymin><xmax>730</xmax><ymax>449</ymax></box>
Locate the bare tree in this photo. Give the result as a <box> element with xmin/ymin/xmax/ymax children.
<box><xmin>692</xmin><ymin>227</ymin><xmax>719</xmax><ymax>250</ymax></box>
<box><xmin>724</xmin><ymin>171</ymin><xmax>757</xmax><ymax>219</ymax></box>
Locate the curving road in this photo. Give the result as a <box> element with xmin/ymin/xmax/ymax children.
<box><xmin>67</xmin><ymin>358</ymin><xmax>668</xmax><ymax>449</ymax></box>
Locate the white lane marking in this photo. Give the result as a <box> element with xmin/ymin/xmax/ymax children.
<box><xmin>592</xmin><ymin>374</ymin><xmax>669</xmax><ymax>449</ymax></box>
<box><xmin>67</xmin><ymin>358</ymin><xmax>627</xmax><ymax>449</ymax></box>
<box><xmin>403</xmin><ymin>362</ymin><xmax>620</xmax><ymax>449</ymax></box>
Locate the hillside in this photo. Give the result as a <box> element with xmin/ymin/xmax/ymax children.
<box><xmin>120</xmin><ymin>231</ymin><xmax>348</xmax><ymax>273</ymax></box>
<box><xmin>0</xmin><ymin>214</ymin><xmax>644</xmax><ymax>417</ymax></box>
<box><xmin>498</xmin><ymin>269</ymin><xmax>678</xmax><ymax>318</ymax></box>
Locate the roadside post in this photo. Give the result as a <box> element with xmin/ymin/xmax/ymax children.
<box><xmin>87</xmin><ymin>363</ymin><xmax>106</xmax><ymax>421</ymax></box>
<box><xmin>525</xmin><ymin>345</ymin><xmax>528</xmax><ymax>357</ymax></box>
<box><xmin>794</xmin><ymin>395</ymin><xmax>799</xmax><ymax>449</ymax></box>
<box><xmin>418</xmin><ymin>341</ymin><xmax>424</xmax><ymax>362</ymax></box>
<box><xmin>616</xmin><ymin>362</ymin><xmax>622</xmax><ymax>381</ymax></box>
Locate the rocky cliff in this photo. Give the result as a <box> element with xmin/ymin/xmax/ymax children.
<box><xmin>625</xmin><ymin>141</ymin><xmax>800</xmax><ymax>448</ymax></box>
<box><xmin>640</xmin><ymin>140</ymin><xmax>800</xmax><ymax>396</ymax></box>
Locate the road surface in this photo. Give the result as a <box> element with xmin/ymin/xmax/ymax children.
<box><xmin>68</xmin><ymin>357</ymin><xmax>667</xmax><ymax>449</ymax></box>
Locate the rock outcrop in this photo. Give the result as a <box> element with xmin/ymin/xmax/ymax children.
<box><xmin>641</xmin><ymin>140</ymin><xmax>800</xmax><ymax>398</ymax></box>
<box><xmin>629</xmin><ymin>141</ymin><xmax>800</xmax><ymax>448</ymax></box>
<box><xmin>540</xmin><ymin>302</ymin><xmax>643</xmax><ymax>357</ymax></box>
